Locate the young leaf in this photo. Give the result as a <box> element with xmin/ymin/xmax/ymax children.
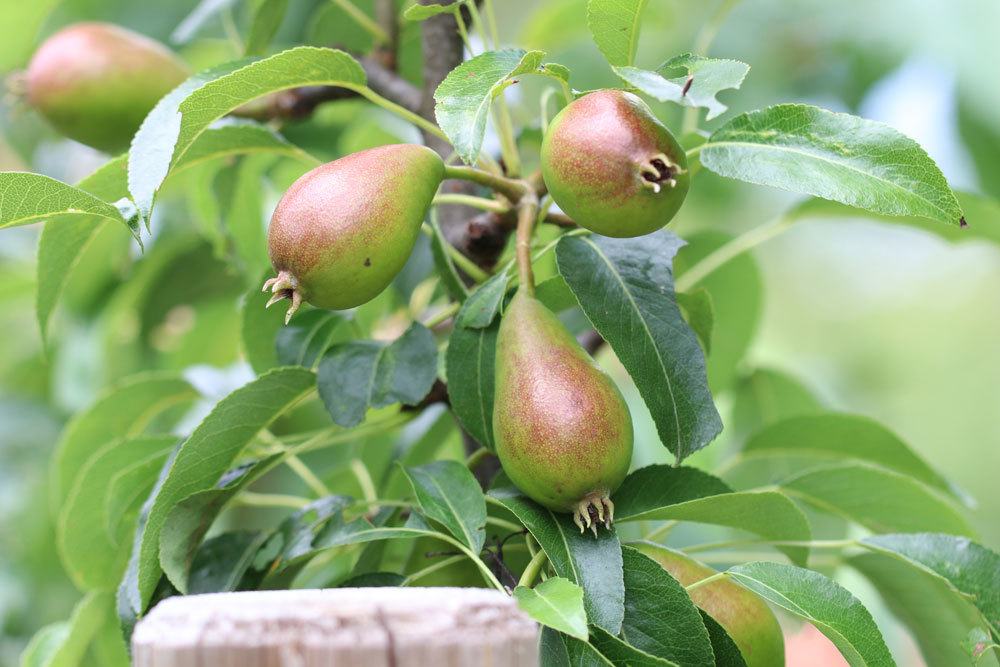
<box><xmin>620</xmin><ymin>546</ymin><xmax>715</xmax><ymax>667</ymax></box>
<box><xmin>187</xmin><ymin>531</ymin><xmax>269</xmax><ymax>594</ymax></box>
<box><xmin>434</xmin><ymin>49</ymin><xmax>545</xmax><ymax>164</ymax></box>
<box><xmin>317</xmin><ymin>322</ymin><xmax>437</xmax><ymax>427</ymax></box>
<box><xmin>19</xmin><ymin>592</ymin><xmax>110</xmax><ymax>667</ymax></box>
<box><xmin>615</xmin><ymin>55</ymin><xmax>750</xmax><ymax>120</ymax></box>
<box><xmin>555</xmin><ymin>232</ymin><xmax>722</xmax><ymax>462</ymax></box>
<box><xmin>0</xmin><ymin>172</ymin><xmax>133</xmax><ymax>233</ymax></box>
<box><xmin>159</xmin><ymin>455</ymin><xmax>282</xmax><ymax>592</ymax></box>
<box><xmin>403</xmin><ymin>2</ymin><xmax>461</xmax><ymax>20</ymax></box>
<box><xmin>445</xmin><ymin>293</ymin><xmax>500</xmax><ymax>449</ymax></box>
<box><xmin>587</xmin><ymin>0</ymin><xmax>649</xmax><ymax>67</ymax></box>
<box><xmin>59</xmin><ymin>435</ymin><xmax>179</xmax><ymax>591</ymax></box>
<box><xmin>699</xmin><ymin>104</ymin><xmax>966</xmax><ymax>227</ymax></box>
<box><xmin>129</xmin><ymin>47</ymin><xmax>366</xmax><ymax>224</ymax></box>
<box><xmin>489</xmin><ymin>490</ymin><xmax>625</xmax><ymax>634</ymax></box>
<box><xmin>513</xmin><ymin>577</ymin><xmax>589</xmax><ymax>640</ymax></box>
<box><xmin>726</xmin><ymin>561</ymin><xmax>894</xmax><ymax>667</ymax></box>
<box><xmin>589</xmin><ymin>626</ymin><xmax>678</xmax><ymax>666</ymax></box>
<box><xmin>245</xmin><ymin>0</ymin><xmax>290</xmax><ymax>55</ymax></box>
<box><xmin>276</xmin><ymin>310</ymin><xmax>346</xmax><ymax>369</ymax></box>
<box><xmin>120</xmin><ymin>367</ymin><xmax>315</xmax><ymax>614</ymax></box>
<box><xmin>781</xmin><ymin>462</ymin><xmax>974</xmax><ymax>535</ymax></box>
<box><xmin>404</xmin><ymin>460</ymin><xmax>487</xmax><ymax>554</ymax></box>
<box><xmin>745</xmin><ymin>414</ymin><xmax>965</xmax><ymax>502</ymax></box>
<box><xmin>861</xmin><ymin>533</ymin><xmax>1000</xmax><ymax>637</ymax></box>
<box><xmin>850</xmin><ymin>552</ymin><xmax>997</xmax><ymax>667</ymax></box>
<box><xmin>613</xmin><ymin>465</ymin><xmax>811</xmax><ymax>566</ymax></box>
<box><xmin>457</xmin><ymin>270</ymin><xmax>509</xmax><ymax>328</ymax></box>
<box><xmin>50</xmin><ymin>372</ymin><xmax>197</xmax><ymax>511</ymax></box>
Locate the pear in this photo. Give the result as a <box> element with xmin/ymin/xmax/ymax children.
<box><xmin>493</xmin><ymin>290</ymin><xmax>633</xmax><ymax>532</ymax></box>
<box><xmin>264</xmin><ymin>144</ymin><xmax>444</xmax><ymax>322</ymax></box>
<box><xmin>634</xmin><ymin>542</ymin><xmax>785</xmax><ymax>667</ymax></box>
<box><xmin>541</xmin><ymin>89</ymin><xmax>689</xmax><ymax>238</ymax></box>
<box><xmin>25</xmin><ymin>22</ymin><xmax>189</xmax><ymax>153</ymax></box>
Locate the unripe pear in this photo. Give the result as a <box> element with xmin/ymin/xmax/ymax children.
<box><xmin>634</xmin><ymin>542</ymin><xmax>785</xmax><ymax>667</ymax></box>
<box><xmin>493</xmin><ymin>290</ymin><xmax>633</xmax><ymax>532</ymax></box>
<box><xmin>264</xmin><ymin>144</ymin><xmax>444</xmax><ymax>322</ymax></box>
<box><xmin>541</xmin><ymin>89</ymin><xmax>689</xmax><ymax>238</ymax></box>
<box><xmin>25</xmin><ymin>22</ymin><xmax>189</xmax><ymax>153</ymax></box>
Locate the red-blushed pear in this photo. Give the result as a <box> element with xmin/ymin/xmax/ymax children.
<box><xmin>541</xmin><ymin>89</ymin><xmax>689</xmax><ymax>238</ymax></box>
<box><xmin>264</xmin><ymin>144</ymin><xmax>444</xmax><ymax>322</ymax></box>
<box><xmin>25</xmin><ymin>22</ymin><xmax>189</xmax><ymax>153</ymax></box>
<box><xmin>633</xmin><ymin>542</ymin><xmax>786</xmax><ymax>667</ymax></box>
<box><xmin>493</xmin><ymin>290</ymin><xmax>633</xmax><ymax>533</ymax></box>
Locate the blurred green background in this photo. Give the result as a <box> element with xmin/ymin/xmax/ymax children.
<box><xmin>1</xmin><ymin>0</ymin><xmax>997</xmax><ymax>663</ymax></box>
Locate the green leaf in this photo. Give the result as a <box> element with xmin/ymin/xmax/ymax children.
<box><xmin>699</xmin><ymin>612</ymin><xmax>748</xmax><ymax>667</ymax></box>
<box><xmin>620</xmin><ymin>546</ymin><xmax>714</xmax><ymax>667</ymax></box>
<box><xmin>403</xmin><ymin>2</ymin><xmax>461</xmax><ymax>20</ymax></box>
<box><xmin>215</xmin><ymin>154</ymin><xmax>273</xmax><ymax>279</ymax></box>
<box><xmin>745</xmin><ymin>414</ymin><xmax>963</xmax><ymax>501</ymax></box>
<box><xmin>445</xmin><ymin>297</ymin><xmax>498</xmax><ymax>449</ymax></box>
<box><xmin>613</xmin><ymin>465</ymin><xmax>811</xmax><ymax>566</ymax></box>
<box><xmin>428</xmin><ymin>216</ymin><xmax>469</xmax><ymax>302</ymax></box>
<box><xmin>276</xmin><ymin>310</ymin><xmax>346</xmax><ymax>369</ymax></box>
<box><xmin>556</xmin><ymin>232</ymin><xmax>722</xmax><ymax>462</ymax></box>
<box><xmin>589</xmin><ymin>625</ymin><xmax>677</xmax><ymax>666</ymax></box>
<box><xmin>160</xmin><ymin>455</ymin><xmax>282</xmax><ymax>592</ymax></box>
<box><xmin>241</xmin><ymin>276</ymin><xmax>288</xmax><ymax>374</ymax></box>
<box><xmin>676</xmin><ymin>288</ymin><xmax>714</xmax><ymax>354</ymax></box>
<box><xmin>50</xmin><ymin>372</ymin><xmax>197</xmax><ymax>511</ymax></box>
<box><xmin>457</xmin><ymin>270</ymin><xmax>509</xmax><ymax>328</ymax></box>
<box><xmin>861</xmin><ymin>533</ymin><xmax>1000</xmax><ymax>637</ymax></box>
<box><xmin>19</xmin><ymin>592</ymin><xmax>109</xmax><ymax>667</ymax></box>
<box><xmin>256</xmin><ymin>496</ymin><xmax>354</xmax><ymax>575</ymax></box>
<box><xmin>434</xmin><ymin>49</ymin><xmax>545</xmax><ymax>164</ymax></box>
<box><xmin>489</xmin><ymin>490</ymin><xmax>624</xmax><ymax>634</ymax></box>
<box><xmin>104</xmin><ymin>450</ymin><xmax>174</xmax><ymax>544</ymax></box>
<box><xmin>120</xmin><ymin>367</ymin><xmax>315</xmax><ymax>614</ymax></box>
<box><xmin>0</xmin><ymin>172</ymin><xmax>131</xmax><ymax>232</ymax></box>
<box><xmin>0</xmin><ymin>0</ymin><xmax>59</xmax><ymax>71</ymax></box>
<box><xmin>781</xmin><ymin>462</ymin><xmax>974</xmax><ymax>535</ymax></box>
<box><xmin>245</xmin><ymin>0</ymin><xmax>290</xmax><ymax>55</ymax></box>
<box><xmin>850</xmin><ymin>552</ymin><xmax>999</xmax><ymax>667</ymax></box>
<box><xmin>513</xmin><ymin>577</ymin><xmax>588</xmax><ymax>640</ymax></box>
<box><xmin>59</xmin><ymin>435</ymin><xmax>179</xmax><ymax>590</ymax></box>
<box><xmin>730</xmin><ymin>368</ymin><xmax>822</xmax><ymax>441</ymax></box>
<box><xmin>586</xmin><ymin>0</ymin><xmax>648</xmax><ymax>67</ymax></box>
<box><xmin>187</xmin><ymin>531</ymin><xmax>269</xmax><ymax>594</ymax></box>
<box><xmin>726</xmin><ymin>561</ymin><xmax>894</xmax><ymax>667</ymax></box>
<box><xmin>338</xmin><ymin>572</ymin><xmax>407</xmax><ymax>588</ymax></box>
<box><xmin>615</xmin><ymin>55</ymin><xmax>749</xmax><ymax>120</ymax></box>
<box><xmin>541</xmin><ymin>627</ymin><xmax>614</xmax><ymax>667</ymax></box>
<box><xmin>129</xmin><ymin>47</ymin><xmax>366</xmax><ymax>224</ymax></box>
<box><xmin>699</xmin><ymin>104</ymin><xmax>965</xmax><ymax>227</ymax></box>
<box><xmin>404</xmin><ymin>460</ymin><xmax>486</xmax><ymax>553</ymax></box>
<box><xmin>317</xmin><ymin>322</ymin><xmax>437</xmax><ymax>427</ymax></box>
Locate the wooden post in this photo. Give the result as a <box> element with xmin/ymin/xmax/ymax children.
<box><xmin>132</xmin><ymin>587</ymin><xmax>540</xmax><ymax>666</ymax></box>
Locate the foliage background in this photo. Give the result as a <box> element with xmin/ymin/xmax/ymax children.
<box><xmin>1</xmin><ymin>0</ymin><xmax>998</xmax><ymax>662</ymax></box>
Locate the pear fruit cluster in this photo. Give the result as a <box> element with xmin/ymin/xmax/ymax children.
<box><xmin>635</xmin><ymin>543</ymin><xmax>786</xmax><ymax>667</ymax></box>
<box><xmin>264</xmin><ymin>144</ymin><xmax>445</xmax><ymax>322</ymax></box>
<box><xmin>541</xmin><ymin>89</ymin><xmax>689</xmax><ymax>237</ymax></box>
<box><xmin>25</xmin><ymin>22</ymin><xmax>189</xmax><ymax>153</ymax></box>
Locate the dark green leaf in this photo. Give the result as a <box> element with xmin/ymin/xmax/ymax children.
<box><xmin>861</xmin><ymin>533</ymin><xmax>1000</xmax><ymax>637</ymax></box>
<box><xmin>276</xmin><ymin>309</ymin><xmax>346</xmax><ymax>369</ymax></box>
<box><xmin>513</xmin><ymin>577</ymin><xmax>588</xmax><ymax>640</ymax></box>
<box><xmin>457</xmin><ymin>270</ymin><xmax>509</xmax><ymax>328</ymax></box>
<box><xmin>187</xmin><ymin>531</ymin><xmax>269</xmax><ymax>594</ymax></box>
<box><xmin>700</xmin><ymin>104</ymin><xmax>965</xmax><ymax>227</ymax></box>
<box><xmin>781</xmin><ymin>462</ymin><xmax>974</xmax><ymax>535</ymax></box>
<box><xmin>589</xmin><ymin>625</ymin><xmax>677</xmax><ymax>666</ymax></box>
<box><xmin>489</xmin><ymin>491</ymin><xmax>624</xmax><ymax>634</ymax></box>
<box><xmin>434</xmin><ymin>49</ymin><xmax>545</xmax><ymax>164</ymax></box>
<box><xmin>556</xmin><ymin>232</ymin><xmax>721</xmax><ymax>462</ymax></box>
<box><xmin>727</xmin><ymin>561</ymin><xmax>894</xmax><ymax>667</ymax></box>
<box><xmin>615</xmin><ymin>55</ymin><xmax>749</xmax><ymax>120</ymax></box>
<box><xmin>586</xmin><ymin>0</ymin><xmax>648</xmax><ymax>66</ymax></box>
<box><xmin>317</xmin><ymin>322</ymin><xmax>438</xmax><ymax>427</ymax></box>
<box><xmin>541</xmin><ymin>627</ymin><xmax>615</xmax><ymax>667</ymax></box>
<box><xmin>445</xmin><ymin>297</ymin><xmax>498</xmax><ymax>449</ymax></box>
<box><xmin>699</xmin><ymin>612</ymin><xmax>748</xmax><ymax>667</ymax></box>
<box><xmin>257</xmin><ymin>496</ymin><xmax>355</xmax><ymax>574</ymax></box>
<box><xmin>338</xmin><ymin>572</ymin><xmax>406</xmax><ymax>588</ymax></box>
<box><xmin>621</xmin><ymin>546</ymin><xmax>714</xmax><ymax>667</ymax></box>
<box><xmin>404</xmin><ymin>461</ymin><xmax>486</xmax><ymax>553</ymax></box>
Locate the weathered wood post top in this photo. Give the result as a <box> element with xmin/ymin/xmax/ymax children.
<box><xmin>132</xmin><ymin>587</ymin><xmax>540</xmax><ymax>666</ymax></box>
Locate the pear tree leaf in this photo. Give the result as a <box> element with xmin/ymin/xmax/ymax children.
<box><xmin>699</xmin><ymin>104</ymin><xmax>965</xmax><ymax>227</ymax></box>
<box><xmin>187</xmin><ymin>531</ymin><xmax>270</xmax><ymax>594</ymax></box>
<box><xmin>541</xmin><ymin>627</ymin><xmax>615</xmax><ymax>667</ymax></box>
<box><xmin>19</xmin><ymin>592</ymin><xmax>111</xmax><ymax>667</ymax></box>
<box><xmin>589</xmin><ymin>625</ymin><xmax>677</xmax><ymax>666</ymax></box>
<box><xmin>615</xmin><ymin>55</ymin><xmax>750</xmax><ymax>120</ymax></box>
<box><xmin>586</xmin><ymin>0</ymin><xmax>648</xmax><ymax>67</ymax></box>
<box><xmin>457</xmin><ymin>270</ymin><xmax>509</xmax><ymax>328</ymax></box>
<box><xmin>699</xmin><ymin>612</ymin><xmax>748</xmax><ymax>667</ymax></box>
<box><xmin>403</xmin><ymin>461</ymin><xmax>486</xmax><ymax>554</ymax></box>
<box><xmin>276</xmin><ymin>309</ymin><xmax>346</xmax><ymax>369</ymax></box>
<box><xmin>676</xmin><ymin>288</ymin><xmax>714</xmax><ymax>354</ymax></box>
<box><xmin>103</xmin><ymin>449</ymin><xmax>174</xmax><ymax>543</ymax></box>
<box><xmin>245</xmin><ymin>0</ymin><xmax>290</xmax><ymax>55</ymax></box>
<box><xmin>556</xmin><ymin>231</ymin><xmax>722</xmax><ymax>462</ymax></box>
<box><xmin>428</xmin><ymin>215</ymin><xmax>469</xmax><ymax>302</ymax></box>
<box><xmin>434</xmin><ymin>49</ymin><xmax>545</xmax><ymax>164</ymax></box>
<box><xmin>0</xmin><ymin>172</ymin><xmax>135</xmax><ymax>238</ymax></box>
<box><xmin>513</xmin><ymin>577</ymin><xmax>588</xmax><ymax>640</ymax></box>
<box><xmin>317</xmin><ymin>322</ymin><xmax>438</xmax><ymax>427</ymax></box>
<box><xmin>727</xmin><ymin>561</ymin><xmax>894</xmax><ymax>667</ymax></box>
<box><xmin>403</xmin><ymin>2</ymin><xmax>464</xmax><ymax>20</ymax></box>
<box><xmin>445</xmin><ymin>296</ymin><xmax>499</xmax><ymax>449</ymax></box>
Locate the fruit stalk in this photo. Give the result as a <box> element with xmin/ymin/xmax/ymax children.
<box><xmin>515</xmin><ymin>192</ymin><xmax>539</xmax><ymax>295</ymax></box>
<box><xmin>442</xmin><ymin>165</ymin><xmax>527</xmax><ymax>203</ymax></box>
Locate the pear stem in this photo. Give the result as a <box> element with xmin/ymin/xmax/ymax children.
<box><xmin>515</xmin><ymin>191</ymin><xmax>539</xmax><ymax>296</ymax></box>
<box><xmin>517</xmin><ymin>549</ymin><xmax>548</xmax><ymax>588</ymax></box>
<box><xmin>442</xmin><ymin>165</ymin><xmax>527</xmax><ymax>202</ymax></box>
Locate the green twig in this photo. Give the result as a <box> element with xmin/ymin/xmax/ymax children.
<box><xmin>357</xmin><ymin>87</ymin><xmax>450</xmax><ymax>142</ymax></box>
<box><xmin>465</xmin><ymin>447</ymin><xmax>493</xmax><ymax>470</ymax></box>
<box><xmin>420</xmin><ymin>222</ymin><xmax>490</xmax><ymax>283</ymax></box>
<box><xmin>236</xmin><ymin>491</ymin><xmax>311</xmax><ymax>509</ymax></box>
<box><xmin>517</xmin><ymin>549</ymin><xmax>548</xmax><ymax>588</ymax></box>
<box><xmin>515</xmin><ymin>192</ymin><xmax>540</xmax><ymax>296</ymax></box>
<box><xmin>684</xmin><ymin>571</ymin><xmax>728</xmax><ymax>593</ymax></box>
<box><xmin>403</xmin><ymin>554</ymin><xmax>466</xmax><ymax>585</ymax></box>
<box><xmin>432</xmin><ymin>193</ymin><xmax>510</xmax><ymax>213</ymax></box>
<box><xmin>349</xmin><ymin>459</ymin><xmax>377</xmax><ymax>503</ymax></box>
<box><xmin>331</xmin><ymin>0</ymin><xmax>390</xmax><ymax>44</ymax></box>
<box><xmin>443</xmin><ymin>164</ymin><xmax>527</xmax><ymax>202</ymax></box>
<box><xmin>422</xmin><ymin>301</ymin><xmax>461</xmax><ymax>328</ymax></box>
<box><xmin>285</xmin><ymin>453</ymin><xmax>331</xmax><ymax>497</ymax></box>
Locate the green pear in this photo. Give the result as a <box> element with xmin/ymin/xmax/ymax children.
<box><xmin>264</xmin><ymin>144</ymin><xmax>444</xmax><ymax>322</ymax></box>
<box><xmin>634</xmin><ymin>542</ymin><xmax>785</xmax><ymax>667</ymax></box>
<box><xmin>493</xmin><ymin>290</ymin><xmax>633</xmax><ymax>532</ymax></box>
<box><xmin>541</xmin><ymin>89</ymin><xmax>689</xmax><ymax>238</ymax></box>
<box><xmin>25</xmin><ymin>22</ymin><xmax>189</xmax><ymax>153</ymax></box>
